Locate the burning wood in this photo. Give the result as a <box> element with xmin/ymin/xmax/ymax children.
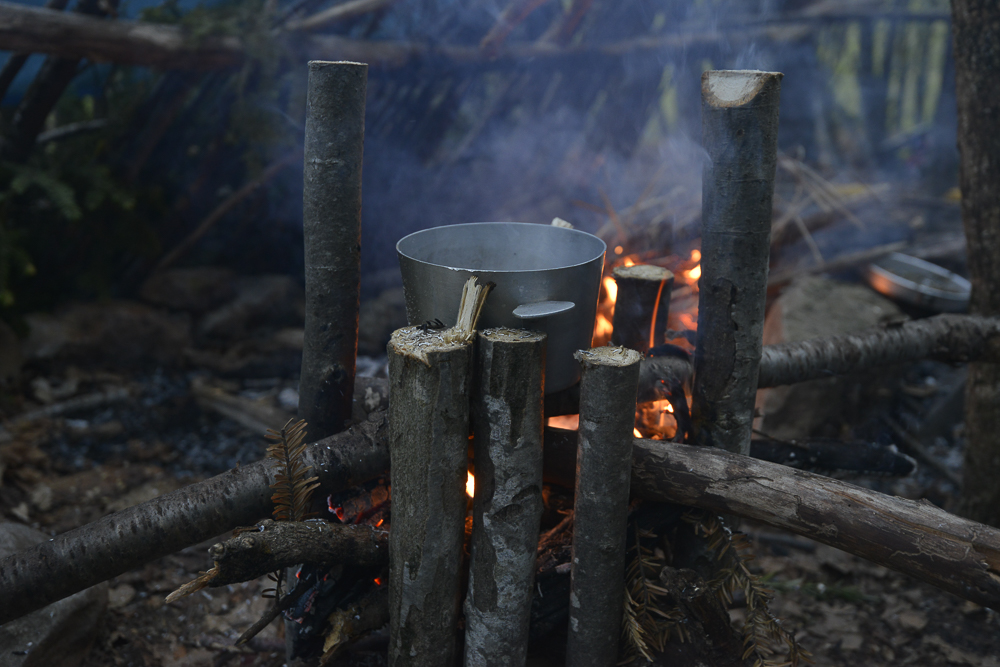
<box><xmin>610</xmin><ymin>264</ymin><xmax>674</xmax><ymax>353</ymax></box>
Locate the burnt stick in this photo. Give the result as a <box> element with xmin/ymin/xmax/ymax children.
<box><xmin>610</xmin><ymin>264</ymin><xmax>674</xmax><ymax>354</ymax></box>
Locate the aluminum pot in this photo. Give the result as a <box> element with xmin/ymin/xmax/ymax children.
<box><xmin>396</xmin><ymin>222</ymin><xmax>606</xmax><ymax>393</ymax></box>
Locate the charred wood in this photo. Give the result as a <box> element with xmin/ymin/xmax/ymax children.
<box><xmin>200</xmin><ymin>519</ymin><xmax>388</xmax><ymax>587</ymax></box>
<box><xmin>611</xmin><ymin>264</ymin><xmax>673</xmax><ymax>354</ymax></box>
<box><xmin>691</xmin><ymin>70</ymin><xmax>782</xmax><ymax>456</ymax></box>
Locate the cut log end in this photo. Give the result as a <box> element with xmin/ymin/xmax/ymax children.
<box><xmin>308</xmin><ymin>59</ymin><xmax>368</xmax><ymax>68</ymax></box>
<box><xmin>479</xmin><ymin>327</ymin><xmax>547</xmax><ymax>344</ymax></box>
<box><xmin>701</xmin><ymin>69</ymin><xmax>784</xmax><ymax>108</ymax></box>
<box><xmin>574</xmin><ymin>345</ymin><xmax>643</xmax><ymax>368</ymax></box>
<box><xmin>612</xmin><ymin>264</ymin><xmax>672</xmax><ymax>282</ymax></box>
<box><xmin>389</xmin><ymin>326</ymin><xmax>471</xmax><ymax>363</ymax></box>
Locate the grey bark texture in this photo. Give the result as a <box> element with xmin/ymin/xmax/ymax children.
<box><xmin>565</xmin><ymin>346</ymin><xmax>642</xmax><ymax>667</ymax></box>
<box><xmin>465</xmin><ymin>328</ymin><xmax>546</xmax><ymax>667</ymax></box>
<box><xmin>610</xmin><ymin>264</ymin><xmax>674</xmax><ymax>353</ymax></box>
<box><xmin>758</xmin><ymin>314</ymin><xmax>1000</xmax><ymax>388</ymax></box>
<box><xmin>387</xmin><ymin>327</ymin><xmax>473</xmax><ymax>667</ymax></box>
<box><xmin>691</xmin><ymin>70</ymin><xmax>782</xmax><ymax>455</ymax></box>
<box><xmin>951</xmin><ymin>0</ymin><xmax>1000</xmax><ymax>527</ymax></box>
<box><xmin>0</xmin><ymin>412</ymin><xmax>389</xmax><ymax>625</ymax></box>
<box><xmin>299</xmin><ymin>61</ymin><xmax>367</xmax><ymax>441</ymax></box>
<box><xmin>631</xmin><ymin>437</ymin><xmax>1000</xmax><ymax>610</ymax></box>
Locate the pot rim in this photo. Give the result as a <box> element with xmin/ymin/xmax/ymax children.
<box><xmin>396</xmin><ymin>221</ymin><xmax>607</xmax><ymax>274</ymax></box>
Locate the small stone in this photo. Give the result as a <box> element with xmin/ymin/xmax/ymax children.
<box><xmin>897</xmin><ymin>609</ymin><xmax>928</xmax><ymax>632</ymax></box>
<box><xmin>108</xmin><ymin>584</ymin><xmax>136</xmax><ymax>610</ymax></box>
<box><xmin>840</xmin><ymin>633</ymin><xmax>863</xmax><ymax>651</ymax></box>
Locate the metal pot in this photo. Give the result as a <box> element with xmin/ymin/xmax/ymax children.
<box><xmin>396</xmin><ymin>222</ymin><xmax>606</xmax><ymax>393</ymax></box>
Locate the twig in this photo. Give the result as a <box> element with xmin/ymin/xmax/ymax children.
<box><xmin>153</xmin><ymin>150</ymin><xmax>301</xmax><ymax>274</ymax></box>
<box><xmin>285</xmin><ymin>0</ymin><xmax>398</xmax><ymax>32</ymax></box>
<box><xmin>767</xmin><ymin>240</ymin><xmax>907</xmax><ymax>288</ymax></box>
<box><xmin>35</xmin><ymin>118</ymin><xmax>108</xmax><ymax>144</ymax></box>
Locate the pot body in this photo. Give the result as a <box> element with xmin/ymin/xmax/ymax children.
<box><xmin>397</xmin><ymin>222</ymin><xmax>606</xmax><ymax>393</ymax></box>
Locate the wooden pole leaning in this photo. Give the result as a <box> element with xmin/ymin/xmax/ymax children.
<box><xmin>610</xmin><ymin>264</ymin><xmax>674</xmax><ymax>353</ymax></box>
<box><xmin>465</xmin><ymin>328</ymin><xmax>546</xmax><ymax>667</ymax></box>
<box><xmin>691</xmin><ymin>69</ymin><xmax>782</xmax><ymax>455</ymax></box>
<box><xmin>565</xmin><ymin>346</ymin><xmax>643</xmax><ymax>667</ymax></box>
<box><xmin>299</xmin><ymin>60</ymin><xmax>367</xmax><ymax>441</ymax></box>
<box><xmin>387</xmin><ymin>326</ymin><xmax>474</xmax><ymax>667</ymax></box>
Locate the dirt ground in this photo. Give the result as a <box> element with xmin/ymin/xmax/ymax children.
<box><xmin>2</xmin><ymin>359</ymin><xmax>998</xmax><ymax>667</ymax></box>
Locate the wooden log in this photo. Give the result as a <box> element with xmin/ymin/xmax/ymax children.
<box><xmin>630</xmin><ymin>437</ymin><xmax>1000</xmax><ymax>610</ymax></box>
<box><xmin>691</xmin><ymin>70</ymin><xmax>782</xmax><ymax>455</ymax></box>
<box><xmin>952</xmin><ymin>0</ymin><xmax>1000</xmax><ymax>527</ymax></box>
<box><xmin>0</xmin><ymin>411</ymin><xmax>390</xmax><ymax>625</ymax></box>
<box><xmin>199</xmin><ymin>519</ymin><xmax>388</xmax><ymax>587</ymax></box>
<box><xmin>298</xmin><ymin>61</ymin><xmax>367</xmax><ymax>441</ymax></box>
<box><xmin>0</xmin><ymin>0</ymin><xmax>244</xmax><ymax>69</ymax></box>
<box><xmin>610</xmin><ymin>264</ymin><xmax>674</xmax><ymax>354</ymax></box>
<box><xmin>566</xmin><ymin>346</ymin><xmax>642</xmax><ymax>667</ymax></box>
<box><xmin>465</xmin><ymin>328</ymin><xmax>546</xmax><ymax>667</ymax></box>
<box><xmin>757</xmin><ymin>314</ymin><xmax>1000</xmax><ymax>387</ymax></box>
<box><xmin>387</xmin><ymin>327</ymin><xmax>474</xmax><ymax>667</ymax></box>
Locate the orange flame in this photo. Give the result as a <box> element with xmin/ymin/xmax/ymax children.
<box><xmin>684</xmin><ymin>264</ymin><xmax>701</xmax><ymax>281</ymax></box>
<box><xmin>466</xmin><ymin>471</ymin><xmax>475</xmax><ymax>498</ymax></box>
<box><xmin>547</xmin><ymin>414</ymin><xmax>580</xmax><ymax>430</ymax></box>
<box><xmin>603</xmin><ymin>276</ymin><xmax>618</xmax><ymax>305</ymax></box>
<box><xmin>633</xmin><ymin>428</ymin><xmax>642</xmax><ymax>438</ymax></box>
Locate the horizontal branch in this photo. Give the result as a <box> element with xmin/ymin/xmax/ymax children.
<box><xmin>206</xmin><ymin>519</ymin><xmax>388</xmax><ymax>586</ymax></box>
<box><xmin>757</xmin><ymin>314</ymin><xmax>1000</xmax><ymax>387</ymax></box>
<box><xmin>631</xmin><ymin>438</ymin><xmax>1000</xmax><ymax>610</ymax></box>
<box><xmin>0</xmin><ymin>0</ymin><xmax>933</xmax><ymax>73</ymax></box>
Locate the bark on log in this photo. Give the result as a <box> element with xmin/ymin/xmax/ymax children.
<box><xmin>566</xmin><ymin>346</ymin><xmax>642</xmax><ymax>667</ymax></box>
<box><xmin>951</xmin><ymin>0</ymin><xmax>1000</xmax><ymax>527</ymax></box>
<box><xmin>203</xmin><ymin>519</ymin><xmax>388</xmax><ymax>587</ymax></box>
<box><xmin>610</xmin><ymin>264</ymin><xmax>674</xmax><ymax>354</ymax></box>
<box><xmin>757</xmin><ymin>314</ymin><xmax>1000</xmax><ymax>388</ymax></box>
<box><xmin>387</xmin><ymin>327</ymin><xmax>473</xmax><ymax>667</ymax></box>
<box><xmin>630</xmin><ymin>438</ymin><xmax>1000</xmax><ymax>610</ymax></box>
<box><xmin>298</xmin><ymin>61</ymin><xmax>367</xmax><ymax>441</ymax></box>
<box><xmin>465</xmin><ymin>328</ymin><xmax>546</xmax><ymax>667</ymax></box>
<box><xmin>691</xmin><ymin>70</ymin><xmax>782</xmax><ymax>456</ymax></box>
<box><xmin>0</xmin><ymin>412</ymin><xmax>390</xmax><ymax>625</ymax></box>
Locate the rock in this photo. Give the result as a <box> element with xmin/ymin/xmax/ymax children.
<box><xmin>358</xmin><ymin>287</ymin><xmax>407</xmax><ymax>356</ymax></box>
<box><xmin>0</xmin><ymin>319</ymin><xmax>22</xmax><ymax>385</ymax></box>
<box><xmin>197</xmin><ymin>274</ymin><xmax>303</xmax><ymax>341</ymax></box>
<box><xmin>0</xmin><ymin>522</ymin><xmax>108</xmax><ymax>667</ymax></box>
<box><xmin>139</xmin><ymin>267</ymin><xmax>237</xmax><ymax>313</ymax></box>
<box><xmin>755</xmin><ymin>276</ymin><xmax>905</xmax><ymax>440</ymax></box>
<box><xmin>22</xmin><ymin>301</ymin><xmax>191</xmax><ymax>367</ymax></box>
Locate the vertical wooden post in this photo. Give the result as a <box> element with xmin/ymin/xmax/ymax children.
<box><xmin>299</xmin><ymin>61</ymin><xmax>367</xmax><ymax>441</ymax></box>
<box><xmin>952</xmin><ymin>0</ymin><xmax>1000</xmax><ymax>527</ymax></box>
<box><xmin>565</xmin><ymin>346</ymin><xmax>642</xmax><ymax>667</ymax></box>
<box><xmin>387</xmin><ymin>327</ymin><xmax>473</xmax><ymax>667</ymax></box>
<box><xmin>610</xmin><ymin>264</ymin><xmax>674</xmax><ymax>354</ymax></box>
<box><xmin>691</xmin><ymin>70</ymin><xmax>782</xmax><ymax>455</ymax></box>
<box><xmin>465</xmin><ymin>328</ymin><xmax>546</xmax><ymax>667</ymax></box>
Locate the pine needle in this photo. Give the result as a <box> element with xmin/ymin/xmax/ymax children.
<box><xmin>266</xmin><ymin>418</ymin><xmax>319</xmax><ymax>522</ymax></box>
